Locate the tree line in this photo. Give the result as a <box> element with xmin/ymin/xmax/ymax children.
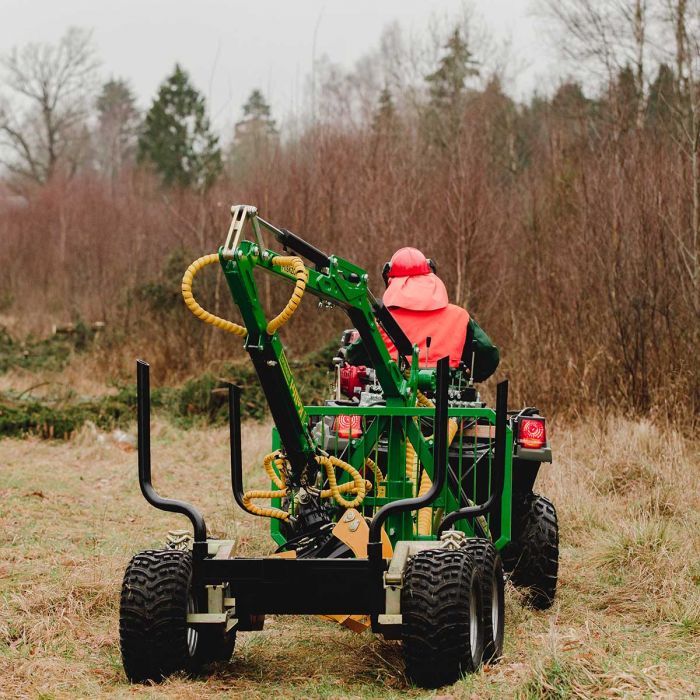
<box><xmin>1</xmin><ymin>3</ymin><xmax>699</xmax><ymax>427</ymax></box>
<box><xmin>0</xmin><ymin>27</ymin><xmax>276</xmax><ymax>188</ymax></box>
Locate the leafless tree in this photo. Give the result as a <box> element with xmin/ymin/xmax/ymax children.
<box><xmin>541</xmin><ymin>0</ymin><xmax>653</xmax><ymax>127</ymax></box>
<box><xmin>0</xmin><ymin>27</ymin><xmax>99</xmax><ymax>184</ymax></box>
<box><xmin>655</xmin><ymin>0</ymin><xmax>700</xmax><ymax>314</ymax></box>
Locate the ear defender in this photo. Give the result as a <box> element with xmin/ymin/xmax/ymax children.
<box><xmin>382</xmin><ymin>258</ymin><xmax>436</xmax><ymax>287</ymax></box>
<box><xmin>382</xmin><ymin>261</ymin><xmax>392</xmax><ymax>287</ymax></box>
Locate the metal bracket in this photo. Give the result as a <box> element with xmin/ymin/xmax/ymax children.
<box><xmin>223</xmin><ymin>204</ymin><xmax>258</xmax><ymax>259</ymax></box>
<box><xmin>383</xmin><ymin>541</ymin><xmax>440</xmax><ymax>618</ymax></box>
<box><xmin>187</xmin><ymin>585</ymin><xmax>237</xmax><ymax>632</ymax></box>
<box><xmin>186</xmin><ymin>612</ymin><xmax>238</xmax><ymax>633</ymax></box>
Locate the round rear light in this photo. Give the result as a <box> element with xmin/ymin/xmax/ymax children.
<box><xmin>518</xmin><ymin>418</ymin><xmax>546</xmax><ymax>449</ymax></box>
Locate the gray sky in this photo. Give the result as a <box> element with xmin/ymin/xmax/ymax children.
<box><xmin>1</xmin><ymin>0</ymin><xmax>558</xmax><ymax>137</ymax></box>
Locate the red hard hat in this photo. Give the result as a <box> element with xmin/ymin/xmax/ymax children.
<box><xmin>387</xmin><ymin>247</ymin><xmax>431</xmax><ymax>278</ymax></box>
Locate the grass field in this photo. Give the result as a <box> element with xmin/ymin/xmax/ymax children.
<box><xmin>1</xmin><ymin>414</ymin><xmax>699</xmax><ymax>699</ymax></box>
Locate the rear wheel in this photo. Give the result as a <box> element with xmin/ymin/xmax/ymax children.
<box><xmin>401</xmin><ymin>548</ymin><xmax>483</xmax><ymax>688</ymax></box>
<box><xmin>119</xmin><ymin>549</ymin><xmax>235</xmax><ymax>683</ymax></box>
<box><xmin>462</xmin><ymin>539</ymin><xmax>504</xmax><ymax>662</ymax></box>
<box><xmin>502</xmin><ymin>493</ymin><xmax>559</xmax><ymax>609</ymax></box>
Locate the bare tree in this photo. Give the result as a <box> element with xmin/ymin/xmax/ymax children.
<box><xmin>662</xmin><ymin>0</ymin><xmax>700</xmax><ymax>313</ymax></box>
<box><xmin>0</xmin><ymin>27</ymin><xmax>99</xmax><ymax>183</ymax></box>
<box><xmin>541</xmin><ymin>0</ymin><xmax>653</xmax><ymax>128</ymax></box>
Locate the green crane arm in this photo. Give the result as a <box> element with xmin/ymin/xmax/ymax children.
<box><xmin>219</xmin><ymin>209</ymin><xmax>416</xmax><ymax>487</ymax></box>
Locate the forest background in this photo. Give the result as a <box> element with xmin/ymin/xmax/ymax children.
<box><xmin>1</xmin><ymin>0</ymin><xmax>699</xmax><ymax>429</ymax></box>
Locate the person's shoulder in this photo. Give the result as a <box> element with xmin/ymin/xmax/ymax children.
<box><xmin>445</xmin><ymin>303</ymin><xmax>469</xmax><ymax>321</ymax></box>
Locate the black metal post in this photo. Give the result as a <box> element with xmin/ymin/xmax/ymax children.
<box><xmin>136</xmin><ymin>359</ymin><xmax>207</xmax><ymax>542</ymax></box>
<box><xmin>368</xmin><ymin>356</ymin><xmax>451</xmax><ymax>551</ymax></box>
<box><xmin>228</xmin><ymin>383</ymin><xmax>248</xmax><ymax>513</ymax></box>
<box><xmin>437</xmin><ymin>379</ymin><xmax>509</xmax><ymax>535</ymax></box>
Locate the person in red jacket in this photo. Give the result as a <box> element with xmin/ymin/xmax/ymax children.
<box><xmin>380</xmin><ymin>247</ymin><xmax>499</xmax><ymax>380</ymax></box>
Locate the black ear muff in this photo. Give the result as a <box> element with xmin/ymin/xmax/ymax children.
<box><xmin>382</xmin><ymin>261</ymin><xmax>391</xmax><ymax>287</ymax></box>
<box><xmin>427</xmin><ymin>258</ymin><xmax>437</xmax><ymax>274</ymax></box>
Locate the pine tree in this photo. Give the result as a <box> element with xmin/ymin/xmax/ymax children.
<box><xmin>228</xmin><ymin>89</ymin><xmax>278</xmax><ymax>177</ymax></box>
<box><xmin>95</xmin><ymin>78</ymin><xmax>140</xmax><ymax>178</ymax></box>
<box><xmin>646</xmin><ymin>63</ymin><xmax>676</xmax><ymax>129</ymax></box>
<box><xmin>607</xmin><ymin>64</ymin><xmax>639</xmax><ymax>132</ymax></box>
<box><xmin>138</xmin><ymin>64</ymin><xmax>222</xmax><ymax>188</ymax></box>
<box><xmin>242</xmin><ymin>89</ymin><xmax>276</xmax><ymax>127</ymax></box>
<box><xmin>423</xmin><ymin>28</ymin><xmax>479</xmax><ymax>146</ymax></box>
<box><xmin>372</xmin><ymin>86</ymin><xmax>398</xmax><ymax>135</ymax></box>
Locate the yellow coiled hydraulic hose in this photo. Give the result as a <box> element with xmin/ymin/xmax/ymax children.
<box><xmin>181</xmin><ymin>253</ymin><xmax>308</xmax><ymax>337</ymax></box>
<box><xmin>265</xmin><ymin>256</ymin><xmax>308</xmax><ymax>334</ymax></box>
<box><xmin>242</xmin><ymin>452</ymin><xmax>376</xmax><ymax>521</ymax></box>
<box><xmin>181</xmin><ymin>254</ymin><xmax>247</xmax><ymax>337</ymax></box>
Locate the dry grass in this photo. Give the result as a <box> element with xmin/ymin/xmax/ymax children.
<box><xmin>1</xmin><ymin>414</ymin><xmax>699</xmax><ymax>699</ymax></box>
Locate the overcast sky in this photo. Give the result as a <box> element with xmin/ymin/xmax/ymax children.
<box><xmin>1</xmin><ymin>0</ymin><xmax>559</xmax><ymax>137</ymax></box>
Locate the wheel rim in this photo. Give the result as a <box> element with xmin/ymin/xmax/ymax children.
<box><xmin>469</xmin><ymin>580</ymin><xmax>479</xmax><ymax>662</ymax></box>
<box><xmin>186</xmin><ymin>595</ymin><xmax>198</xmax><ymax>657</ymax></box>
<box><xmin>491</xmin><ymin>573</ymin><xmax>500</xmax><ymax>636</ymax></box>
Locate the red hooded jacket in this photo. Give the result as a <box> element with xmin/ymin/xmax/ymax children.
<box><xmin>381</xmin><ymin>248</ymin><xmax>469</xmax><ymax>368</ymax></box>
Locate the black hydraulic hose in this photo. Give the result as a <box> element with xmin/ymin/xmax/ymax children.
<box><xmin>437</xmin><ymin>379</ymin><xmax>509</xmax><ymax>535</ymax></box>
<box><xmin>227</xmin><ymin>383</ymin><xmax>248</xmax><ymax>514</ymax></box>
<box><xmin>368</xmin><ymin>356</ymin><xmax>451</xmax><ymax>549</ymax></box>
<box><xmin>136</xmin><ymin>360</ymin><xmax>207</xmax><ymax>542</ymax></box>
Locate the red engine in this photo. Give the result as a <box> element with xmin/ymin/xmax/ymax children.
<box><xmin>339</xmin><ymin>364</ymin><xmax>370</xmax><ymax>398</ymax></box>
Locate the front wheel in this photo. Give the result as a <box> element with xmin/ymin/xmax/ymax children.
<box><xmin>401</xmin><ymin>548</ymin><xmax>484</xmax><ymax>688</ymax></box>
<box><xmin>119</xmin><ymin>549</ymin><xmax>235</xmax><ymax>683</ymax></box>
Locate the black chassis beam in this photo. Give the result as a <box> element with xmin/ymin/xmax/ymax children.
<box><xmin>197</xmin><ymin>556</ymin><xmax>382</xmax><ymax>615</ymax></box>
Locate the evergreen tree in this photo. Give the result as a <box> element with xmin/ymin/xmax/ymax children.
<box><xmin>95</xmin><ymin>78</ymin><xmax>140</xmax><ymax>178</ymax></box>
<box><xmin>372</xmin><ymin>86</ymin><xmax>398</xmax><ymax>135</ymax></box>
<box><xmin>551</xmin><ymin>82</ymin><xmax>589</xmax><ymax>118</ymax></box>
<box><xmin>242</xmin><ymin>89</ymin><xmax>276</xmax><ymax>128</ymax></box>
<box><xmin>227</xmin><ymin>89</ymin><xmax>278</xmax><ymax>177</ymax></box>
<box><xmin>138</xmin><ymin>64</ymin><xmax>222</xmax><ymax>188</ymax></box>
<box><xmin>423</xmin><ymin>28</ymin><xmax>479</xmax><ymax>145</ymax></box>
<box><xmin>646</xmin><ymin>63</ymin><xmax>676</xmax><ymax>129</ymax></box>
<box><xmin>606</xmin><ymin>64</ymin><xmax>639</xmax><ymax>132</ymax></box>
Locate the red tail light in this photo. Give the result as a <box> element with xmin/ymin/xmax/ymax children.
<box><xmin>518</xmin><ymin>418</ymin><xmax>547</xmax><ymax>449</ymax></box>
<box><xmin>334</xmin><ymin>414</ymin><xmax>363</xmax><ymax>439</ymax></box>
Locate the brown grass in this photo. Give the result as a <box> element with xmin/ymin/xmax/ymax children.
<box><xmin>1</xmin><ymin>414</ymin><xmax>699</xmax><ymax>699</ymax></box>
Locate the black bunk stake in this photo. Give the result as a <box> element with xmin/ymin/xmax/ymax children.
<box><xmin>136</xmin><ymin>359</ymin><xmax>207</xmax><ymax>543</ymax></box>
<box><xmin>368</xmin><ymin>356</ymin><xmax>451</xmax><ymax>549</ymax></box>
<box><xmin>228</xmin><ymin>382</ymin><xmax>248</xmax><ymax>513</ymax></box>
<box><xmin>438</xmin><ymin>379</ymin><xmax>509</xmax><ymax>535</ymax></box>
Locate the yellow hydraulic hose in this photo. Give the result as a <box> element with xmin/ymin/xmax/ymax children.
<box><xmin>242</xmin><ymin>452</ymin><xmax>375</xmax><ymax>521</ymax></box>
<box><xmin>317</xmin><ymin>455</ymin><xmax>368</xmax><ymax>509</ymax></box>
<box><xmin>266</xmin><ymin>256</ymin><xmax>308</xmax><ymax>334</ymax></box>
<box><xmin>181</xmin><ymin>254</ymin><xmax>247</xmax><ymax>337</ymax></box>
<box><xmin>363</xmin><ymin>457</ymin><xmax>384</xmax><ymax>485</ymax></box>
<box><xmin>182</xmin><ymin>253</ymin><xmax>308</xmax><ymax>337</ymax></box>
<box><xmin>405</xmin><ymin>437</ymin><xmax>418</xmax><ymax>482</ymax></box>
<box><xmin>242</xmin><ymin>487</ymin><xmax>291</xmax><ymax>521</ymax></box>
